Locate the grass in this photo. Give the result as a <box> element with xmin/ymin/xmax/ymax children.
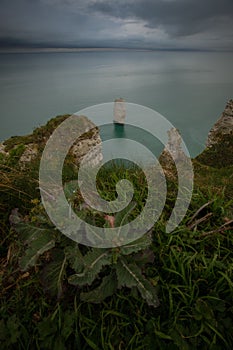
<box><xmin>1</xmin><ymin>198</ymin><xmax>232</xmax><ymax>349</ymax></box>
<box><xmin>2</xmin><ymin>115</ymin><xmax>71</xmax><ymax>152</ymax></box>
<box><xmin>0</xmin><ymin>118</ymin><xmax>233</xmax><ymax>349</ymax></box>
<box><xmin>195</xmin><ymin>133</ymin><xmax>233</xmax><ymax>168</ymax></box>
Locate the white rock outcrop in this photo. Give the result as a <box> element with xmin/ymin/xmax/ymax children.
<box><xmin>70</xmin><ymin>116</ymin><xmax>103</xmax><ymax>167</ymax></box>
<box><xmin>161</xmin><ymin>127</ymin><xmax>187</xmax><ymax>164</ymax></box>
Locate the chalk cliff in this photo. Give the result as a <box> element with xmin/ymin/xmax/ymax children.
<box><xmin>0</xmin><ymin>115</ymin><xmax>103</xmax><ymax>168</ymax></box>
<box><xmin>196</xmin><ymin>99</ymin><xmax>233</xmax><ymax>167</ymax></box>
<box><xmin>207</xmin><ymin>99</ymin><xmax>233</xmax><ymax>148</ymax></box>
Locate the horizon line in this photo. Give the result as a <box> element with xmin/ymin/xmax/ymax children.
<box><xmin>0</xmin><ymin>46</ymin><xmax>233</xmax><ymax>54</ymax></box>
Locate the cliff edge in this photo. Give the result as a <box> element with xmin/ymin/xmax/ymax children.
<box><xmin>207</xmin><ymin>99</ymin><xmax>233</xmax><ymax>147</ymax></box>
<box><xmin>196</xmin><ymin>99</ymin><xmax>233</xmax><ymax>168</ymax></box>
<box><xmin>0</xmin><ymin>114</ymin><xmax>102</xmax><ymax>169</ymax></box>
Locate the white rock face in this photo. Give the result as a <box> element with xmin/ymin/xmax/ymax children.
<box><xmin>113</xmin><ymin>98</ymin><xmax>126</xmax><ymax>124</ymax></box>
<box><xmin>70</xmin><ymin>116</ymin><xmax>103</xmax><ymax>167</ymax></box>
<box><xmin>164</xmin><ymin>127</ymin><xmax>186</xmax><ymax>162</ymax></box>
<box><xmin>206</xmin><ymin>99</ymin><xmax>233</xmax><ymax>147</ymax></box>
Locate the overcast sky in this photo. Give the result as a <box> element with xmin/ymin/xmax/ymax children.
<box><xmin>0</xmin><ymin>0</ymin><xmax>233</xmax><ymax>51</ymax></box>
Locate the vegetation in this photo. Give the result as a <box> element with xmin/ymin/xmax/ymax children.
<box><xmin>0</xmin><ymin>118</ymin><xmax>233</xmax><ymax>349</ymax></box>
<box><xmin>195</xmin><ymin>133</ymin><xmax>233</xmax><ymax>168</ymax></box>
<box><xmin>3</xmin><ymin>115</ymin><xmax>70</xmax><ymax>152</ymax></box>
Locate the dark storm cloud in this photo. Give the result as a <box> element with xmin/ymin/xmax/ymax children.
<box><xmin>90</xmin><ymin>0</ymin><xmax>233</xmax><ymax>37</ymax></box>
<box><xmin>0</xmin><ymin>0</ymin><xmax>233</xmax><ymax>50</ymax></box>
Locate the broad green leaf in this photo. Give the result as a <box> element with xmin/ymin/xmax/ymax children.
<box><xmin>80</xmin><ymin>273</ymin><xmax>117</xmax><ymax>303</ymax></box>
<box><xmin>116</xmin><ymin>260</ymin><xmax>140</xmax><ymax>288</ymax></box>
<box><xmin>15</xmin><ymin>221</ymin><xmax>55</xmax><ymax>245</ymax></box>
<box><xmin>19</xmin><ymin>233</ymin><xmax>55</xmax><ymax>271</ymax></box>
<box><xmin>40</xmin><ymin>249</ymin><xmax>67</xmax><ymax>299</ymax></box>
<box><xmin>68</xmin><ymin>248</ymin><xmax>111</xmax><ymax>286</ymax></box>
<box><xmin>116</xmin><ymin>257</ymin><xmax>159</xmax><ymax>308</ymax></box>
<box><xmin>120</xmin><ymin>232</ymin><xmax>152</xmax><ymax>255</ymax></box>
<box><xmin>17</xmin><ymin>223</ymin><xmax>55</xmax><ymax>271</ymax></box>
<box><xmin>65</xmin><ymin>244</ymin><xmax>85</xmax><ymax>273</ymax></box>
<box><xmin>85</xmin><ymin>224</ymin><xmax>105</xmax><ymax>246</ymax></box>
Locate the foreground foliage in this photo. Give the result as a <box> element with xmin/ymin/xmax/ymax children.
<box><xmin>10</xmin><ymin>204</ymin><xmax>159</xmax><ymax>308</ymax></box>
<box><xmin>0</xmin><ymin>132</ymin><xmax>233</xmax><ymax>349</ymax></box>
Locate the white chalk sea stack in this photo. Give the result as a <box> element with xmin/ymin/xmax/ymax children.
<box><xmin>113</xmin><ymin>98</ymin><xmax>126</xmax><ymax>124</ymax></box>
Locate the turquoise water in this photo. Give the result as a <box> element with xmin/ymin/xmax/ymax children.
<box><xmin>1</xmin><ymin>50</ymin><xmax>233</xmax><ymax>156</ymax></box>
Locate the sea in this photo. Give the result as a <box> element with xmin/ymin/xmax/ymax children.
<box><xmin>1</xmin><ymin>50</ymin><xmax>233</xmax><ymax>158</ymax></box>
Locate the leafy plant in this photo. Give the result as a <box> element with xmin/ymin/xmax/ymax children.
<box><xmin>12</xmin><ymin>200</ymin><xmax>159</xmax><ymax>307</ymax></box>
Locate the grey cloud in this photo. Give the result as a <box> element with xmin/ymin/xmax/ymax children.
<box><xmin>90</xmin><ymin>0</ymin><xmax>233</xmax><ymax>37</ymax></box>
<box><xmin>0</xmin><ymin>0</ymin><xmax>120</xmax><ymax>47</ymax></box>
<box><xmin>0</xmin><ymin>0</ymin><xmax>233</xmax><ymax>50</ymax></box>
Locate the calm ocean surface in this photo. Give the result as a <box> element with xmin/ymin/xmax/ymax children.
<box><xmin>1</xmin><ymin>50</ymin><xmax>233</xmax><ymax>156</ymax></box>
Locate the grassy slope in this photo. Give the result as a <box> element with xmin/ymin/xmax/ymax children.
<box><xmin>0</xmin><ymin>117</ymin><xmax>233</xmax><ymax>349</ymax></box>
